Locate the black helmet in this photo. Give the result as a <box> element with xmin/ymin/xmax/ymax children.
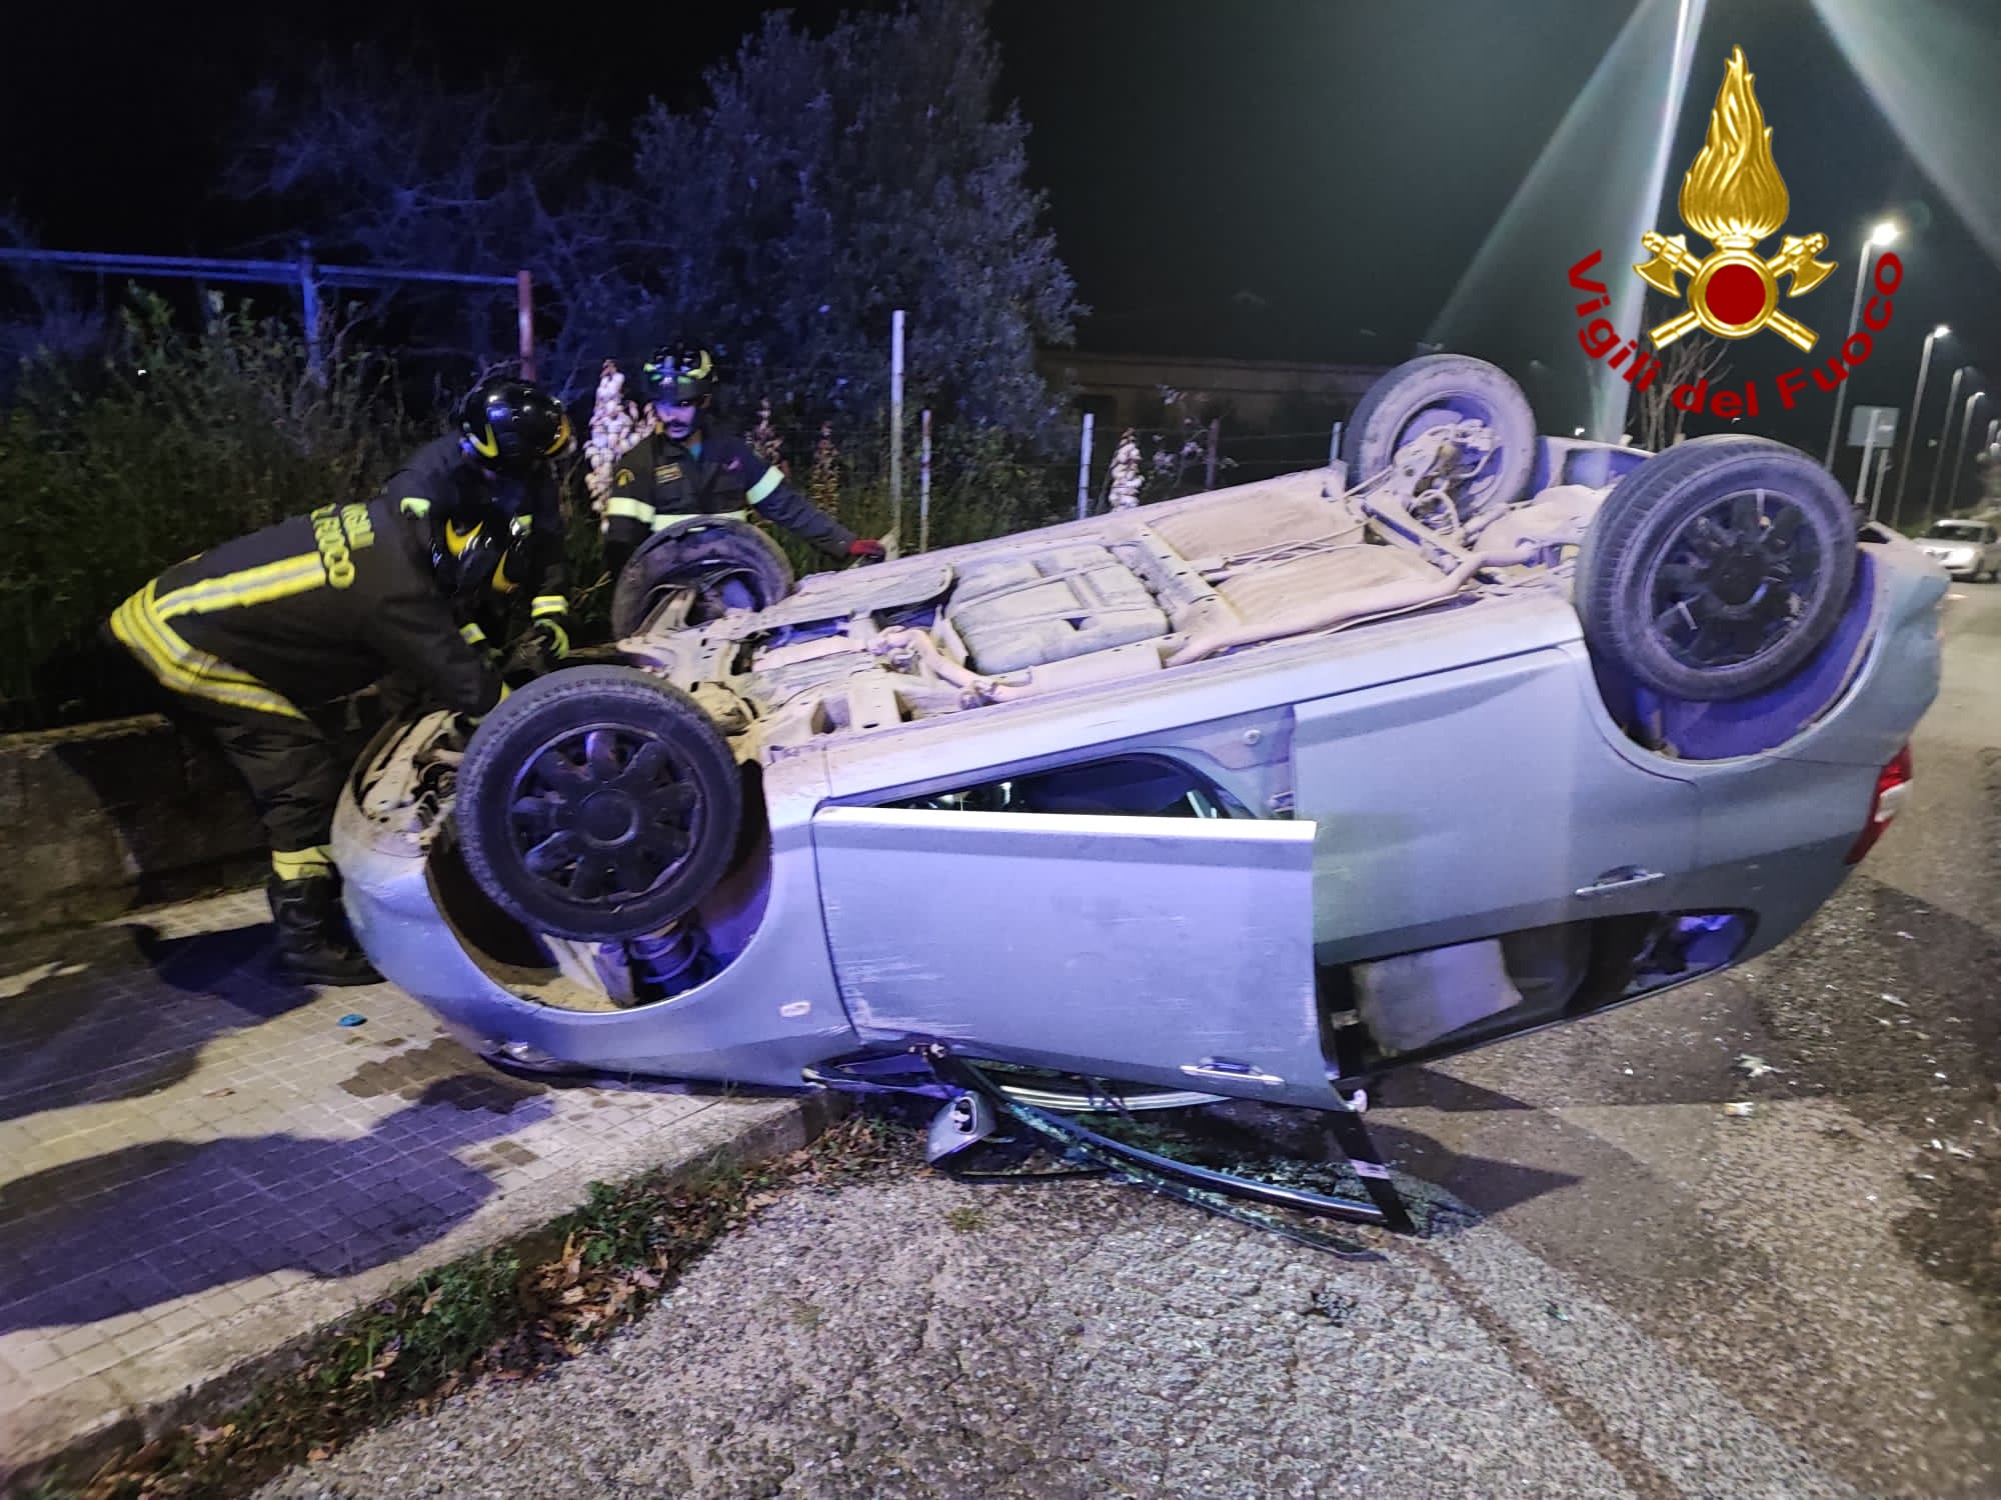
<box><xmin>429</xmin><ymin>517</ymin><xmax>506</xmax><ymax>607</ymax></box>
<box><xmin>458</xmin><ymin>376</ymin><xmax>572</xmax><ymax>476</ymax></box>
<box><xmin>640</xmin><ymin>342</ymin><xmax>718</xmax><ymax>405</ymax></box>
<box><xmin>427</xmin><ymin>515</ymin><xmax>533</xmax><ymax>609</ymax></box>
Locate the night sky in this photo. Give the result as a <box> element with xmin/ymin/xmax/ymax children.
<box><xmin>4</xmin><ymin>0</ymin><xmax>1997</xmax><ymax>468</ymax></box>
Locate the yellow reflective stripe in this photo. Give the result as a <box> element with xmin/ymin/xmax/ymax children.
<box><xmin>650</xmin><ymin>510</ymin><xmax>747</xmax><ymax>531</ymax></box>
<box><xmin>271</xmin><ymin>846</ymin><xmax>334</xmax><ymax>879</ymax></box>
<box><xmin>510</xmin><ymin>515</ymin><xmax>532</xmax><ymax>535</ymax></box>
<box><xmin>539</xmin><ymin>620</ymin><xmax>571</xmax><ymax>657</ymax></box>
<box><xmin>469</xmin><ymin>422</ymin><xmax>501</xmax><ymax>459</ymax></box>
<box><xmin>530</xmin><ymin>595</ymin><xmax>568</xmax><ymax>618</ymax></box>
<box><xmin>605</xmin><ymin>496</ymin><xmax>655</xmax><ymax>523</ymax></box>
<box><xmin>113</xmin><ymin>585</ymin><xmax>264</xmax><ymax>690</ymax></box>
<box><xmin>400</xmin><ymin>496</ymin><xmax>432</xmax><ymax>517</ymax></box>
<box><xmin>746</xmin><ymin>467</ymin><xmax>783</xmax><ymax>505</ymax></box>
<box><xmin>109</xmin><ymin>584</ymin><xmax>307</xmax><ymax>720</ymax></box>
<box><xmin>461</xmin><ymin>622</ymin><xmax>487</xmax><ymax>646</ymax></box>
<box><xmin>154</xmin><ymin>554</ymin><xmax>327</xmax><ymax>618</ymax></box>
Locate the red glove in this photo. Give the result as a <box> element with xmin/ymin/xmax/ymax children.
<box><xmin>847</xmin><ymin>538</ymin><xmax>887</xmax><ymax>562</ymax></box>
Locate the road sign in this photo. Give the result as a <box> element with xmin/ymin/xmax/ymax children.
<box><xmin>1848</xmin><ymin>405</ymin><xmax>1897</xmax><ymax>448</ymax></box>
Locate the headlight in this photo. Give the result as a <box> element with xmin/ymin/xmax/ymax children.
<box><xmin>1946</xmin><ymin>548</ymin><xmax>1976</xmax><ymax>565</ymax></box>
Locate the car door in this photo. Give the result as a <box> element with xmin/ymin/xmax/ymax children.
<box><xmin>812</xmin><ymin>801</ymin><xmax>1336</xmax><ymax>1108</ymax></box>
<box><xmin>1290</xmin><ymin>646</ymin><xmax>1700</xmax><ymax>964</ymax></box>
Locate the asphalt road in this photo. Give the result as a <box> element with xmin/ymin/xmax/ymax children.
<box><xmin>261</xmin><ymin>581</ymin><xmax>2000</xmax><ymax>1500</ymax></box>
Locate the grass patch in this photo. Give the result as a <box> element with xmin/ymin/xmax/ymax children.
<box><xmin>944</xmin><ymin>1205</ymin><xmax>987</xmax><ymax>1233</ymax></box>
<box><xmin>28</xmin><ymin>1110</ymin><xmax>920</xmax><ymax>1500</ymax></box>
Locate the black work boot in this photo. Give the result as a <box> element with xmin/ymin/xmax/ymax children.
<box><xmin>266</xmin><ymin>874</ymin><xmax>383</xmax><ymax>987</ymax></box>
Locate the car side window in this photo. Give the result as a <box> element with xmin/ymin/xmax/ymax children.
<box><xmin>886</xmin><ymin>753</ymin><xmax>1250</xmax><ymax>819</ymax></box>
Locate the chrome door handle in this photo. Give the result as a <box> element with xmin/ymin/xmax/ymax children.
<box><xmin>1575</xmin><ymin>867</ymin><xmax>1666</xmax><ymax>898</ymax></box>
<box><xmin>1181</xmin><ymin>1059</ymin><xmax>1285</xmax><ymax>1087</ymax></box>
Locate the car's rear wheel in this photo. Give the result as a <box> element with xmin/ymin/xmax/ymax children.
<box><xmin>1342</xmin><ymin>354</ymin><xmax>1539</xmax><ymax>517</ymax></box>
<box><xmin>455</xmin><ymin>666</ymin><xmax>743</xmax><ymax>941</ymax></box>
<box><xmin>610</xmin><ymin>517</ymin><xmax>795</xmax><ymax>639</ymax></box>
<box><xmin>1575</xmin><ymin>435</ymin><xmax>1857</xmax><ymax>701</ymax></box>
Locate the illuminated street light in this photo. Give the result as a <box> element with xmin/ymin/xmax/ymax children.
<box><xmin>1925</xmin><ymin>364</ymin><xmax>1975</xmax><ymax>519</ymax></box>
<box><xmin>1946</xmin><ymin>390</ymin><xmax>1988</xmax><ymax>512</ymax></box>
<box><xmin>1822</xmin><ymin>219</ymin><xmax>1900</xmax><ymax>470</ymax></box>
<box><xmin>1891</xmin><ymin>325</ymin><xmax>1949</xmax><ymax>527</ymax></box>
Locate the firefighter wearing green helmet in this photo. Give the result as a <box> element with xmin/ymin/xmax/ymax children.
<box><xmin>600</xmin><ymin>342</ymin><xmax>884</xmax><ymax>584</ymax></box>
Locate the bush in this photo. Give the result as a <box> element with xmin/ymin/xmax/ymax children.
<box><xmin>746</xmin><ymin>412</ymin><xmax>1070</xmax><ymax>578</ymax></box>
<box><xmin>0</xmin><ymin>298</ymin><xmax>1075</xmax><ymax>729</ymax></box>
<box><xmin>0</xmin><ymin>293</ymin><xmax>423</xmax><ymax>728</ymax></box>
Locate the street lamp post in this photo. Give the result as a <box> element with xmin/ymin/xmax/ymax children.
<box><xmin>1824</xmin><ymin>220</ymin><xmax>1900</xmax><ymax>472</ymax></box>
<box><xmin>1925</xmin><ymin>365</ymin><xmax>1974</xmax><ymax>521</ymax></box>
<box><xmin>1893</xmin><ymin>326</ymin><xmax>1949</xmax><ymax>528</ymax></box>
<box><xmin>1946</xmin><ymin>391</ymin><xmax>1987</xmax><ymax>513</ymax></box>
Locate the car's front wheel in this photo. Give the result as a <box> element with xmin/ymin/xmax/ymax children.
<box><xmin>1575</xmin><ymin>435</ymin><xmax>1857</xmax><ymax>701</ymax></box>
<box><xmin>455</xmin><ymin>666</ymin><xmax>743</xmax><ymax>941</ymax></box>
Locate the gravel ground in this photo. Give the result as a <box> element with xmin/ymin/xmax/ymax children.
<box><xmin>257</xmin><ymin>1169</ymin><xmax>1850</xmax><ymax>1500</ymax></box>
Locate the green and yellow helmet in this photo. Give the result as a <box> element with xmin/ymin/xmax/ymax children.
<box><xmin>457</xmin><ymin>376</ymin><xmax>573</xmax><ymax>476</ymax></box>
<box><xmin>640</xmin><ymin>342</ymin><xmax>718</xmax><ymax>405</ymax></box>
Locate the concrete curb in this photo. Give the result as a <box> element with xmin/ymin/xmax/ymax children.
<box><xmin>1</xmin><ymin>1089</ymin><xmax>850</xmax><ymax>1496</ymax></box>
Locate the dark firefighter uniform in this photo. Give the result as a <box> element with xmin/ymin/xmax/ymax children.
<box><xmin>600</xmin><ymin>422</ymin><xmax>858</xmax><ymax>583</ymax></box>
<box><xmin>384</xmin><ymin>434</ymin><xmax>573</xmax><ymax>657</ymax></box>
<box><xmin>107</xmin><ymin>496</ymin><xmax>504</xmax><ymax>872</ymax></box>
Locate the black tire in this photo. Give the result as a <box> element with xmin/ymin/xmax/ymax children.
<box><xmin>455</xmin><ymin>666</ymin><xmax>743</xmax><ymax>941</ymax></box>
<box><xmin>1342</xmin><ymin>354</ymin><xmax>1539</xmax><ymax>513</ymax></box>
<box><xmin>1575</xmin><ymin>435</ymin><xmax>1857</xmax><ymax>702</ymax></box>
<box><xmin>609</xmin><ymin>518</ymin><xmax>795</xmax><ymax>639</ymax></box>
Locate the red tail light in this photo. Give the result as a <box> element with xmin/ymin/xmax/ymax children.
<box><xmin>1844</xmin><ymin>744</ymin><xmax>1914</xmax><ymax>865</ymax></box>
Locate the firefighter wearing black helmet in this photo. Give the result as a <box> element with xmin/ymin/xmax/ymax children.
<box><xmin>599</xmin><ymin>343</ymin><xmax>885</xmax><ymax>584</ymax></box>
<box><xmin>102</xmin><ymin>495</ymin><xmax>513</xmax><ymax>986</ymax></box>
<box><xmin>385</xmin><ymin>376</ymin><xmax>577</xmax><ymax>676</ymax></box>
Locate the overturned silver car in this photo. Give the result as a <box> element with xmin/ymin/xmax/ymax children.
<box><xmin>336</xmin><ymin>355</ymin><xmax>1944</xmax><ymax>1140</ymax></box>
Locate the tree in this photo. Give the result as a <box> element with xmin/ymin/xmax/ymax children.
<box><xmin>224</xmin><ymin>49</ymin><xmax>628</xmax><ymax>396</ymax></box>
<box><xmin>624</xmin><ymin>0</ymin><xmax>1081</xmax><ymax>440</ymax></box>
<box><xmin>1627</xmin><ymin>297</ymin><xmax>1729</xmax><ymax>451</ymax></box>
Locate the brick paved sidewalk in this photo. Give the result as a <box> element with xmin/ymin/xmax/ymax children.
<box><xmin>0</xmin><ymin>890</ymin><xmax>820</xmax><ymax>1482</ymax></box>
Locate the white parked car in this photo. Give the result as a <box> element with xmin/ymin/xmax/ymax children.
<box><xmin>1915</xmin><ymin>518</ymin><xmax>2001</xmax><ymax>581</ymax></box>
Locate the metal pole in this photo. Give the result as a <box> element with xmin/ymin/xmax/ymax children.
<box><xmin>1894</xmin><ymin>330</ymin><xmax>1943</xmax><ymax>527</ymax></box>
<box><xmin>1870</xmin><ymin>445</ymin><xmax>1891</xmax><ymax>522</ymax></box>
<box><xmin>1205</xmin><ymin>417</ymin><xmax>1220</xmax><ymax>490</ymax></box>
<box><xmin>1329</xmin><ymin>419</ymin><xmax>1344</xmax><ymax>471</ymax></box>
<box><xmin>889</xmin><ymin>310</ymin><xmax>906</xmax><ymax>543</ymax></box>
<box><xmin>516</xmin><ymin>270</ymin><xmax>535</xmax><ymax>380</ymax></box>
<box><xmin>1947</xmin><ymin>391</ymin><xmax>1986</xmax><ymax>514</ymax></box>
<box><xmin>298</xmin><ymin>244</ymin><xmax>323</xmax><ymax>383</ymax></box>
<box><xmin>1824</xmin><ymin>240</ymin><xmax>1882</xmax><ymax>472</ymax></box>
<box><xmin>1076</xmin><ymin>412</ymin><xmax>1094</xmax><ymax>521</ymax></box>
<box><xmin>1926</xmin><ymin>366</ymin><xmax>1971</xmax><ymax>519</ymax></box>
<box><xmin>1855</xmin><ymin>431</ymin><xmax>1876</xmax><ymax>507</ymax></box>
<box><xmin>919</xmin><ymin>408</ymin><xmax>933</xmax><ymax>554</ymax></box>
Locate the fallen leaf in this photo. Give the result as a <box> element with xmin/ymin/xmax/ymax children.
<box><xmin>1723</xmin><ymin>1102</ymin><xmax>1756</xmax><ymax>1117</ymax></box>
<box><xmin>308</xmin><ymin>1447</ymin><xmax>331</xmax><ymax>1462</ymax></box>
